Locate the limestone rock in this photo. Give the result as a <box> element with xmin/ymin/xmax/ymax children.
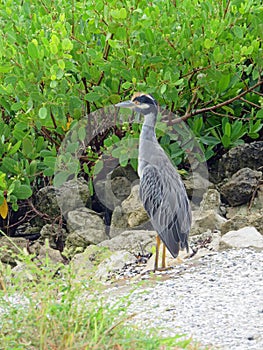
<box><xmin>65</xmin><ymin>207</ymin><xmax>107</xmax><ymax>257</ymax></box>
<box><xmin>56</xmin><ymin>177</ymin><xmax>91</xmax><ymax>217</ymax></box>
<box><xmin>40</xmin><ymin>224</ymin><xmax>67</xmax><ymax>250</ymax></box>
<box><xmin>200</xmin><ymin>189</ymin><xmax>221</xmax><ymax>213</ymax></box>
<box><xmin>221</xmin><ymin>210</ymin><xmax>263</xmax><ymax>235</ymax></box>
<box><xmin>191</xmin><ymin>210</ymin><xmax>227</xmax><ymax>235</ymax></box>
<box><xmin>0</xmin><ymin>237</ymin><xmax>28</xmax><ymax>265</ymax></box>
<box><xmin>111</xmin><ymin>164</ymin><xmax>139</xmax><ymax>183</ymax></box>
<box><xmin>35</xmin><ymin>186</ymin><xmax>61</xmax><ymax>221</ymax></box>
<box><xmin>110</xmin><ymin>185</ymin><xmax>149</xmax><ymax>237</ymax></box>
<box><xmin>95</xmin><ymin>250</ymin><xmax>136</xmax><ymax>281</ymax></box>
<box><xmin>220</xmin><ymin>226</ymin><xmax>263</xmax><ymax>249</ymax></box>
<box><xmin>94</xmin><ymin>175</ymin><xmax>133</xmax><ymax>211</ymax></box>
<box><xmin>184</xmin><ymin>172</ymin><xmax>213</xmax><ymax>204</ymax></box>
<box><xmin>220</xmin><ymin>168</ymin><xmax>261</xmax><ymax>206</ymax></box>
<box><xmin>71</xmin><ymin>245</ymin><xmax>112</xmax><ymax>279</ymax></box>
<box><xmin>218</xmin><ymin>141</ymin><xmax>263</xmax><ymax>179</ymax></box>
<box><xmin>38</xmin><ymin>245</ymin><xmax>64</xmax><ymax>264</ymax></box>
<box><xmin>99</xmin><ymin>230</ymin><xmax>156</xmax><ymax>254</ymax></box>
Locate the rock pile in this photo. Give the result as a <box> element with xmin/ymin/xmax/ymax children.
<box><xmin>1</xmin><ymin>142</ymin><xmax>262</xmax><ymax>282</ymax></box>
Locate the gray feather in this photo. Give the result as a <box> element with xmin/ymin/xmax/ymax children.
<box><xmin>139</xmin><ymin>162</ymin><xmax>191</xmax><ymax>258</ymax></box>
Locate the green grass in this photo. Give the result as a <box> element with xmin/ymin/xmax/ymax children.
<box><xmin>0</xmin><ymin>235</ymin><xmax>199</xmax><ymax>350</ymax></box>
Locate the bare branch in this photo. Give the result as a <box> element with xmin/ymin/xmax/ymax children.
<box><xmin>167</xmin><ymin>80</ymin><xmax>263</xmax><ymax>124</ymax></box>
<box><xmin>240</xmin><ymin>97</ymin><xmax>261</xmax><ymax>109</ymax></box>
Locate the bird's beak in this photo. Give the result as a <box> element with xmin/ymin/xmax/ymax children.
<box><xmin>115</xmin><ymin>100</ymin><xmax>135</xmax><ymax>109</ymax></box>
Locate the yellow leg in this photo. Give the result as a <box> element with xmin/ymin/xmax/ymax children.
<box><xmin>162</xmin><ymin>243</ymin><xmax>166</xmax><ymax>269</ymax></box>
<box><xmin>154</xmin><ymin>235</ymin><xmax>161</xmax><ymax>271</ymax></box>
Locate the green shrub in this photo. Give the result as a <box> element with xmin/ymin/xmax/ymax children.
<box><xmin>0</xmin><ymin>0</ymin><xmax>262</xmax><ymax>213</ymax></box>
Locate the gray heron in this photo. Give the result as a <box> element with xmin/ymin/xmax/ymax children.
<box><xmin>116</xmin><ymin>92</ymin><xmax>192</xmax><ymax>270</ymax></box>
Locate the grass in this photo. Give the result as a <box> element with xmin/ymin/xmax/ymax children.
<box><xmin>0</xmin><ymin>234</ymin><xmax>200</xmax><ymax>350</ymax></box>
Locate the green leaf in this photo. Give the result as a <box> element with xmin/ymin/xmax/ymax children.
<box><xmin>62</xmin><ymin>38</ymin><xmax>73</xmax><ymax>51</ymax></box>
<box><xmin>13</xmin><ymin>184</ymin><xmax>32</xmax><ymax>199</ymax></box>
<box><xmin>233</xmin><ymin>26</ymin><xmax>243</xmax><ymax>39</ymax></box>
<box><xmin>93</xmin><ymin>160</ymin><xmax>103</xmax><ymax>175</ymax></box>
<box><xmin>54</xmin><ymin>171</ymin><xmax>71</xmax><ymax>187</ymax></box>
<box><xmin>8</xmin><ymin>141</ymin><xmax>21</xmax><ymax>156</ymax></box>
<box><xmin>22</xmin><ymin>138</ymin><xmax>33</xmax><ymax>154</ymax></box>
<box><xmin>43</xmin><ymin>156</ymin><xmax>56</xmax><ymax>169</ymax></box>
<box><xmin>2</xmin><ymin>157</ymin><xmax>18</xmax><ymax>174</ymax></box>
<box><xmin>119</xmin><ymin>8</ymin><xmax>127</xmax><ymax>19</ymax></box>
<box><xmin>39</xmin><ymin>107</ymin><xmax>48</xmax><ymax>119</ymax></box>
<box><xmin>28</xmin><ymin>42</ymin><xmax>38</xmax><ymax>59</ymax></box>
<box><xmin>256</xmin><ymin>109</ymin><xmax>263</xmax><ymax>119</ymax></box>
<box><xmin>221</xmin><ymin>134</ymin><xmax>231</xmax><ymax>148</ymax></box>
<box><xmin>85</xmin><ymin>92</ymin><xmax>101</xmax><ymax>102</ymax></box>
<box><xmin>204</xmin><ymin>38</ymin><xmax>213</xmax><ymax>49</ymax></box>
<box><xmin>104</xmin><ymin>138</ymin><xmax>113</xmax><ymax>147</ymax></box>
<box><xmin>218</xmin><ymin>74</ymin><xmax>230</xmax><ymax>92</ymax></box>
<box><xmin>112</xmin><ymin>147</ymin><xmax>122</xmax><ymax>158</ymax></box>
<box><xmin>78</xmin><ymin>126</ymin><xmax>86</xmax><ymax>142</ymax></box>
<box><xmin>224</xmin><ymin>122</ymin><xmax>231</xmax><ymax>137</ymax></box>
<box><xmin>119</xmin><ymin>153</ymin><xmax>129</xmax><ymax>167</ymax></box>
<box><xmin>0</xmin><ymin>65</ymin><xmax>13</xmax><ymax>73</ymax></box>
<box><xmin>160</xmin><ymin>84</ymin><xmax>167</xmax><ymax>94</ymax></box>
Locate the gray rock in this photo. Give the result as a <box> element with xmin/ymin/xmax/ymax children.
<box><xmin>111</xmin><ymin>164</ymin><xmax>139</xmax><ymax>183</ymax></box>
<box><xmin>191</xmin><ymin>209</ymin><xmax>227</xmax><ymax>235</ymax></box>
<box><xmin>226</xmin><ymin>185</ymin><xmax>263</xmax><ymax>218</ymax></box>
<box><xmin>0</xmin><ymin>237</ymin><xmax>28</xmax><ymax>265</ymax></box>
<box><xmin>221</xmin><ymin>210</ymin><xmax>263</xmax><ymax>235</ymax></box>
<box><xmin>220</xmin><ymin>226</ymin><xmax>263</xmax><ymax>249</ymax></box>
<box><xmin>65</xmin><ymin>207</ymin><xmax>107</xmax><ymax>256</ymax></box>
<box><xmin>99</xmin><ymin>230</ymin><xmax>156</xmax><ymax>254</ymax></box>
<box><xmin>220</xmin><ymin>167</ymin><xmax>261</xmax><ymax>206</ymax></box>
<box><xmin>110</xmin><ymin>185</ymin><xmax>149</xmax><ymax>237</ymax></box>
<box><xmin>38</xmin><ymin>245</ymin><xmax>64</xmax><ymax>264</ymax></box>
<box><xmin>14</xmin><ymin>223</ymin><xmax>40</xmax><ymax>238</ymax></box>
<box><xmin>184</xmin><ymin>172</ymin><xmax>212</xmax><ymax>204</ymax></box>
<box><xmin>200</xmin><ymin>189</ymin><xmax>221</xmax><ymax>213</ymax></box>
<box><xmin>40</xmin><ymin>224</ymin><xmax>67</xmax><ymax>250</ymax></box>
<box><xmin>94</xmin><ymin>175</ymin><xmax>133</xmax><ymax>211</ymax></box>
<box><xmin>71</xmin><ymin>245</ymin><xmax>112</xmax><ymax>279</ymax></box>
<box><xmin>56</xmin><ymin>177</ymin><xmax>91</xmax><ymax>217</ymax></box>
<box><xmin>218</xmin><ymin>141</ymin><xmax>263</xmax><ymax>179</ymax></box>
<box><xmin>95</xmin><ymin>250</ymin><xmax>137</xmax><ymax>281</ymax></box>
<box><xmin>35</xmin><ymin>186</ymin><xmax>61</xmax><ymax>220</ymax></box>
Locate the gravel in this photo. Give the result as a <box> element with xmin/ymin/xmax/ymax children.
<box><xmin>109</xmin><ymin>248</ymin><xmax>263</xmax><ymax>350</ymax></box>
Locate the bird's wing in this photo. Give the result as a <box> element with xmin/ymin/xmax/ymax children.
<box><xmin>139</xmin><ymin>164</ymin><xmax>191</xmax><ymax>258</ymax></box>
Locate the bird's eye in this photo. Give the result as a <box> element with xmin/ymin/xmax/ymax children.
<box><xmin>134</xmin><ymin>100</ymin><xmax>140</xmax><ymax>105</ymax></box>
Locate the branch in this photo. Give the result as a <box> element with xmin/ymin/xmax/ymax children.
<box><xmin>167</xmin><ymin>80</ymin><xmax>263</xmax><ymax>124</ymax></box>
<box><xmin>97</xmin><ymin>33</ymin><xmax>114</xmax><ymax>86</ymax></box>
<box><xmin>223</xmin><ymin>0</ymin><xmax>231</xmax><ymax>19</ymax></box>
<box><xmin>240</xmin><ymin>97</ymin><xmax>261</xmax><ymax>109</ymax></box>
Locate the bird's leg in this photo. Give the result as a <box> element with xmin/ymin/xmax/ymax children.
<box><xmin>161</xmin><ymin>244</ymin><xmax>166</xmax><ymax>269</ymax></box>
<box><xmin>154</xmin><ymin>235</ymin><xmax>161</xmax><ymax>271</ymax></box>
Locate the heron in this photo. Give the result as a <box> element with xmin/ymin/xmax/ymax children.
<box><xmin>116</xmin><ymin>92</ymin><xmax>192</xmax><ymax>270</ymax></box>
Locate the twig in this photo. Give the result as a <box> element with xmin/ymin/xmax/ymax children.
<box><xmin>223</xmin><ymin>0</ymin><xmax>231</xmax><ymax>19</ymax></box>
<box><xmin>240</xmin><ymin>97</ymin><xmax>261</xmax><ymax>109</ymax></box>
<box><xmin>96</xmin><ymin>33</ymin><xmax>114</xmax><ymax>86</ymax></box>
<box><xmin>168</xmin><ymin>80</ymin><xmax>263</xmax><ymax>124</ymax></box>
<box><xmin>28</xmin><ymin>200</ymin><xmax>50</xmax><ymax>220</ymax></box>
<box><xmin>210</xmin><ymin>110</ymin><xmax>252</xmax><ymax>121</ymax></box>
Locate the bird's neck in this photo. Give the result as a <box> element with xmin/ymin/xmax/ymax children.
<box><xmin>140</xmin><ymin>112</ymin><xmax>157</xmax><ymax>141</ymax></box>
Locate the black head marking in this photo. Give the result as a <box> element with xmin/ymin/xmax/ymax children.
<box><xmin>132</xmin><ymin>94</ymin><xmax>157</xmax><ymax>106</ymax></box>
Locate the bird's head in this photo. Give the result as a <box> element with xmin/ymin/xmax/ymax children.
<box><xmin>115</xmin><ymin>92</ymin><xmax>157</xmax><ymax>116</ymax></box>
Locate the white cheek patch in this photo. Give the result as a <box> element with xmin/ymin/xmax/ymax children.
<box><xmin>140</xmin><ymin>103</ymin><xmax>150</xmax><ymax>109</ymax></box>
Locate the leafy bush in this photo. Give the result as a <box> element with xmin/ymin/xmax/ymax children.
<box><xmin>0</xmin><ymin>0</ymin><xmax>262</xmax><ymax>215</ymax></box>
